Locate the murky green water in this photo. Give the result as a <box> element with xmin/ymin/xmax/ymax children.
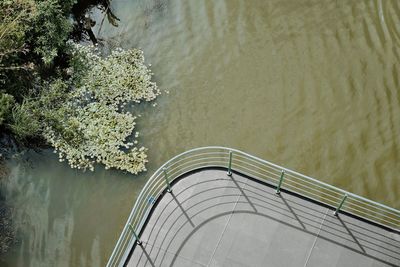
<box><xmin>1</xmin><ymin>0</ymin><xmax>400</xmax><ymax>266</ymax></box>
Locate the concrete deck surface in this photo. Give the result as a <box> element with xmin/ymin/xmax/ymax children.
<box><xmin>127</xmin><ymin>169</ymin><xmax>400</xmax><ymax>267</ymax></box>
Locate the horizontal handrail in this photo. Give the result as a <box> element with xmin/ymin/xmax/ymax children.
<box><xmin>106</xmin><ymin>147</ymin><xmax>400</xmax><ymax>267</ymax></box>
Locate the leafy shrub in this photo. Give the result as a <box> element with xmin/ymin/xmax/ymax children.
<box><xmin>9</xmin><ymin>100</ymin><xmax>41</xmax><ymax>141</ymax></box>
<box><xmin>0</xmin><ymin>0</ymin><xmax>36</xmax><ymax>96</ymax></box>
<box><xmin>0</xmin><ymin>0</ymin><xmax>77</xmax><ymax>103</ymax></box>
<box><xmin>29</xmin><ymin>0</ymin><xmax>77</xmax><ymax>64</ymax></box>
<box><xmin>1</xmin><ymin>1</ymin><xmax>160</xmax><ymax>175</ymax></box>
<box><xmin>0</xmin><ymin>94</ymin><xmax>14</xmax><ymax>127</ymax></box>
<box><xmin>0</xmin><ymin>0</ymin><xmax>35</xmax><ymax>57</ymax></box>
<box><xmin>42</xmin><ymin>44</ymin><xmax>160</xmax><ymax>173</ymax></box>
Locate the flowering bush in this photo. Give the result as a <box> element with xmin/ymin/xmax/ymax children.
<box><xmin>42</xmin><ymin>44</ymin><xmax>160</xmax><ymax>174</ymax></box>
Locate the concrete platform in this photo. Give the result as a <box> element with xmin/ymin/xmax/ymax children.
<box><xmin>127</xmin><ymin>169</ymin><xmax>400</xmax><ymax>267</ymax></box>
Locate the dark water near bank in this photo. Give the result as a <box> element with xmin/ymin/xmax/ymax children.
<box><xmin>1</xmin><ymin>0</ymin><xmax>400</xmax><ymax>266</ymax></box>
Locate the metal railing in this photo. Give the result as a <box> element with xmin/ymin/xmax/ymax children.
<box><xmin>106</xmin><ymin>147</ymin><xmax>400</xmax><ymax>267</ymax></box>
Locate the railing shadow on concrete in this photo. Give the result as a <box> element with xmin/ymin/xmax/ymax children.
<box><xmin>133</xmin><ymin>173</ymin><xmax>400</xmax><ymax>266</ymax></box>
<box><xmin>107</xmin><ymin>147</ymin><xmax>400</xmax><ymax>267</ymax></box>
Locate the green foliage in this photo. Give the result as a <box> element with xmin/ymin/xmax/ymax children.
<box><xmin>9</xmin><ymin>100</ymin><xmax>41</xmax><ymax>141</ymax></box>
<box><xmin>0</xmin><ymin>94</ymin><xmax>15</xmax><ymax>126</ymax></box>
<box><xmin>29</xmin><ymin>0</ymin><xmax>76</xmax><ymax>64</ymax></box>
<box><xmin>0</xmin><ymin>0</ymin><xmax>78</xmax><ymax>135</ymax></box>
<box><xmin>0</xmin><ymin>0</ymin><xmax>76</xmax><ymax>102</ymax></box>
<box><xmin>69</xmin><ymin>45</ymin><xmax>159</xmax><ymax>104</ymax></box>
<box><xmin>0</xmin><ymin>0</ymin><xmax>35</xmax><ymax>56</ymax></box>
<box><xmin>0</xmin><ymin>0</ymin><xmax>76</xmax><ymax>67</ymax></box>
<box><xmin>0</xmin><ymin>0</ymin><xmax>160</xmax><ymax>175</ymax></box>
<box><xmin>0</xmin><ymin>0</ymin><xmax>36</xmax><ymax>95</ymax></box>
<box><xmin>41</xmin><ymin>44</ymin><xmax>160</xmax><ymax>174</ymax></box>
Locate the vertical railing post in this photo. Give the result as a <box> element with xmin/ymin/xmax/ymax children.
<box><xmin>163</xmin><ymin>167</ymin><xmax>172</xmax><ymax>193</ymax></box>
<box><xmin>128</xmin><ymin>224</ymin><xmax>142</xmax><ymax>245</ymax></box>
<box><xmin>334</xmin><ymin>194</ymin><xmax>348</xmax><ymax>216</ymax></box>
<box><xmin>227</xmin><ymin>151</ymin><xmax>233</xmax><ymax>176</ymax></box>
<box><xmin>276</xmin><ymin>170</ymin><xmax>285</xmax><ymax>194</ymax></box>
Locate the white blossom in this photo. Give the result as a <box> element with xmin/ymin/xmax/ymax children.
<box><xmin>43</xmin><ymin>44</ymin><xmax>160</xmax><ymax>174</ymax></box>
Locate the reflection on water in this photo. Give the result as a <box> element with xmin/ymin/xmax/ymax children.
<box><xmin>1</xmin><ymin>151</ymin><xmax>148</xmax><ymax>266</ymax></box>
<box><xmin>1</xmin><ymin>0</ymin><xmax>400</xmax><ymax>266</ymax></box>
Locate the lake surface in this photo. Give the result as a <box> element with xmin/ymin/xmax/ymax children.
<box><xmin>1</xmin><ymin>0</ymin><xmax>400</xmax><ymax>266</ymax></box>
